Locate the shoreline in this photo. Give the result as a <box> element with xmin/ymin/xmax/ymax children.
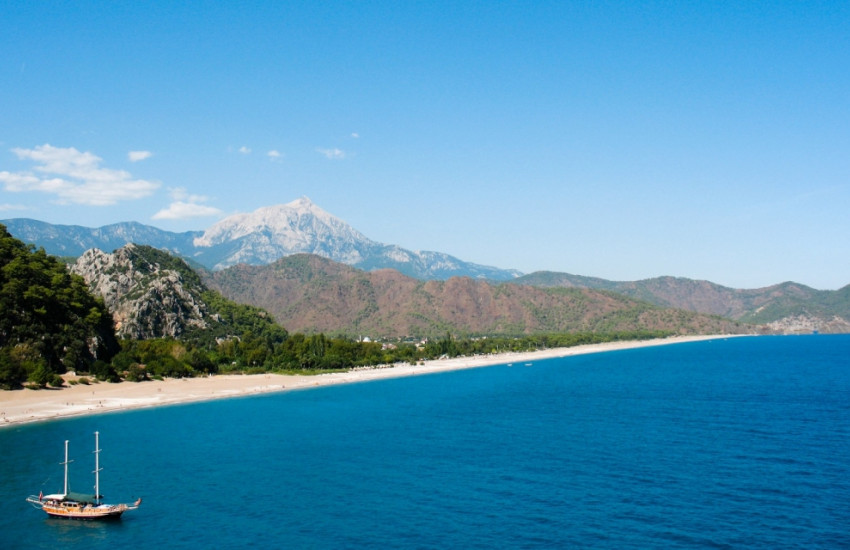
<box><xmin>0</xmin><ymin>335</ymin><xmax>740</xmax><ymax>428</ymax></box>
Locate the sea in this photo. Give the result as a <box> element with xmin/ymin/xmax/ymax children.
<box><xmin>1</xmin><ymin>335</ymin><xmax>848</xmax><ymax>549</ymax></box>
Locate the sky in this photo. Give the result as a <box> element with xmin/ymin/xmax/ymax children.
<box><xmin>1</xmin><ymin>1</ymin><xmax>848</xmax><ymax>290</ymax></box>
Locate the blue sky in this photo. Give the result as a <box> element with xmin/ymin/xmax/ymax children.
<box><xmin>1</xmin><ymin>2</ymin><xmax>848</xmax><ymax>289</ymax></box>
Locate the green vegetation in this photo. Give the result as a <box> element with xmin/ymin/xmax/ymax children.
<box><xmin>0</xmin><ymin>224</ymin><xmax>675</xmax><ymax>388</ymax></box>
<box><xmin>431</xmin><ymin>330</ymin><xmax>673</xmax><ymax>357</ymax></box>
<box><xmin>739</xmin><ymin>282</ymin><xmax>850</xmax><ymax>324</ymax></box>
<box><xmin>0</xmin><ymin>225</ymin><xmax>118</xmax><ymax>389</ymax></box>
<box><xmin>101</xmin><ymin>329</ymin><xmax>674</xmax><ymax>383</ymax></box>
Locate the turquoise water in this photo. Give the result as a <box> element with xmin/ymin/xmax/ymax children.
<box><xmin>1</xmin><ymin>335</ymin><xmax>848</xmax><ymax>548</ymax></box>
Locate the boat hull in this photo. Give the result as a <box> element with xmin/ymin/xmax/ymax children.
<box><xmin>43</xmin><ymin>505</ymin><xmax>126</xmax><ymax>520</ymax></box>
<box><xmin>26</xmin><ymin>496</ymin><xmax>135</xmax><ymax>521</ymax></box>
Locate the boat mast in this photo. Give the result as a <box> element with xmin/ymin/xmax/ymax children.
<box><xmin>62</xmin><ymin>440</ymin><xmax>73</xmax><ymax>497</ymax></box>
<box><xmin>93</xmin><ymin>431</ymin><xmax>102</xmax><ymax>504</ymax></box>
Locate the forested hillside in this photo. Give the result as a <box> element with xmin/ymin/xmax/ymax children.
<box><xmin>207</xmin><ymin>254</ymin><xmax>751</xmax><ymax>338</ymax></box>
<box><xmin>514</xmin><ymin>272</ymin><xmax>850</xmax><ymax>333</ymax></box>
<box><xmin>0</xmin><ymin>224</ymin><xmax>117</xmax><ymax>388</ymax></box>
<box><xmin>0</xmin><ymin>230</ymin><xmax>755</xmax><ymax>390</ymax></box>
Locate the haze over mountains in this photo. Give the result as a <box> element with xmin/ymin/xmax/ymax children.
<box><xmin>4</xmin><ymin>197</ymin><xmax>849</xmax><ymax>334</ymax></box>
<box><xmin>3</xmin><ymin>197</ymin><xmax>520</xmax><ymax>281</ymax></box>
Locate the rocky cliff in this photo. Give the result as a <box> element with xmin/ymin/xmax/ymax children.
<box><xmin>71</xmin><ymin>244</ymin><xmax>212</xmax><ymax>339</ymax></box>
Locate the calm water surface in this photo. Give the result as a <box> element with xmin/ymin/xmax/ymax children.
<box><xmin>1</xmin><ymin>335</ymin><xmax>848</xmax><ymax>549</ymax></box>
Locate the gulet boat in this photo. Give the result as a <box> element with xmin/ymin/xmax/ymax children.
<box><xmin>26</xmin><ymin>432</ymin><xmax>141</xmax><ymax>520</ymax></box>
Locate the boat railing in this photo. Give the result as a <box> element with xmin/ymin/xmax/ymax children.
<box><xmin>25</xmin><ymin>495</ymin><xmax>45</xmax><ymax>508</ymax></box>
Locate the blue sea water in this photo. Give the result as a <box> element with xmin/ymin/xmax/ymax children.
<box><xmin>1</xmin><ymin>335</ymin><xmax>849</xmax><ymax>549</ymax></box>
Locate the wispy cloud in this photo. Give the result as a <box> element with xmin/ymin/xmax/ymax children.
<box><xmin>0</xmin><ymin>203</ymin><xmax>28</xmax><ymax>212</ymax></box>
<box><xmin>267</xmin><ymin>150</ymin><xmax>282</xmax><ymax>161</ymax></box>
<box><xmin>168</xmin><ymin>187</ymin><xmax>210</xmax><ymax>203</ymax></box>
<box><xmin>152</xmin><ymin>187</ymin><xmax>222</xmax><ymax>220</ymax></box>
<box><xmin>128</xmin><ymin>150</ymin><xmax>153</xmax><ymax>162</ymax></box>
<box><xmin>0</xmin><ymin>144</ymin><xmax>159</xmax><ymax>206</ymax></box>
<box><xmin>239</xmin><ymin>146</ymin><xmax>251</xmax><ymax>155</ymax></box>
<box><xmin>351</xmin><ymin>133</ymin><xmax>360</xmax><ymax>139</ymax></box>
<box><xmin>152</xmin><ymin>201</ymin><xmax>223</xmax><ymax>220</ymax></box>
<box><xmin>317</xmin><ymin>147</ymin><xmax>346</xmax><ymax>160</ymax></box>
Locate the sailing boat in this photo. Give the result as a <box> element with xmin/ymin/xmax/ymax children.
<box><xmin>26</xmin><ymin>432</ymin><xmax>141</xmax><ymax>520</ymax></box>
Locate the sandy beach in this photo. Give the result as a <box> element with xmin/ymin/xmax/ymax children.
<box><xmin>0</xmin><ymin>335</ymin><xmax>738</xmax><ymax>427</ymax></box>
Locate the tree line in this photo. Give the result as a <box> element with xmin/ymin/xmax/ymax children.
<box><xmin>76</xmin><ymin>329</ymin><xmax>673</xmax><ymax>384</ymax></box>
<box><xmin>0</xmin><ymin>224</ymin><xmax>671</xmax><ymax>389</ymax></box>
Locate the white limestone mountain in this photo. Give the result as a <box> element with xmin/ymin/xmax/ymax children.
<box><xmin>1</xmin><ymin>197</ymin><xmax>522</xmax><ymax>281</ymax></box>
<box><xmin>192</xmin><ymin>197</ymin><xmax>522</xmax><ymax>280</ymax></box>
<box><xmin>192</xmin><ymin>197</ymin><xmax>373</xmax><ymax>269</ymax></box>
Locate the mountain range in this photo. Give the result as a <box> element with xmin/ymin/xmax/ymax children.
<box><xmin>511</xmin><ymin>272</ymin><xmax>850</xmax><ymax>331</ymax></box>
<box><xmin>4</xmin><ymin>198</ymin><xmax>849</xmax><ymax>333</ymax></box>
<box><xmin>205</xmin><ymin>254</ymin><xmax>750</xmax><ymax>338</ymax></box>
<box><xmin>3</xmin><ymin>197</ymin><xmax>520</xmax><ymax>281</ymax></box>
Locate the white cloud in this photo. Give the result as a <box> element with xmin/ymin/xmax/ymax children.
<box><xmin>168</xmin><ymin>186</ymin><xmax>210</xmax><ymax>203</ymax></box>
<box><xmin>351</xmin><ymin>133</ymin><xmax>360</xmax><ymax>139</ymax></box>
<box><xmin>0</xmin><ymin>144</ymin><xmax>159</xmax><ymax>206</ymax></box>
<box><xmin>0</xmin><ymin>203</ymin><xmax>28</xmax><ymax>212</ymax></box>
<box><xmin>317</xmin><ymin>147</ymin><xmax>346</xmax><ymax>160</ymax></box>
<box><xmin>152</xmin><ymin>201</ymin><xmax>223</xmax><ymax>220</ymax></box>
<box><xmin>239</xmin><ymin>146</ymin><xmax>251</xmax><ymax>155</ymax></box>
<box><xmin>128</xmin><ymin>150</ymin><xmax>153</xmax><ymax>162</ymax></box>
<box><xmin>267</xmin><ymin>150</ymin><xmax>282</xmax><ymax>160</ymax></box>
<box><xmin>152</xmin><ymin>186</ymin><xmax>222</xmax><ymax>220</ymax></box>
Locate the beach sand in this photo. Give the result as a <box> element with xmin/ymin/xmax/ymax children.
<box><xmin>0</xmin><ymin>335</ymin><xmax>737</xmax><ymax>427</ymax></box>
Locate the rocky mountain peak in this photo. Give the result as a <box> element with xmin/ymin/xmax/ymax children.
<box><xmin>3</xmin><ymin>198</ymin><xmax>523</xmax><ymax>280</ymax></box>
<box><xmin>194</xmin><ymin>197</ymin><xmax>370</xmax><ymax>247</ymax></box>
<box><xmin>190</xmin><ymin>197</ymin><xmax>376</xmax><ymax>270</ymax></box>
<box><xmin>71</xmin><ymin>244</ymin><xmax>211</xmax><ymax>339</ymax></box>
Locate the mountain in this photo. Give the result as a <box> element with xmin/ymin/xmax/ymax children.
<box><xmin>192</xmin><ymin>197</ymin><xmax>521</xmax><ymax>279</ymax></box>
<box><xmin>6</xmin><ymin>199</ymin><xmax>846</xmax><ymax>333</ymax></box>
<box><xmin>192</xmin><ymin>198</ymin><xmax>372</xmax><ymax>269</ymax></box>
<box><xmin>1</xmin><ymin>218</ymin><xmax>200</xmax><ymax>259</ymax></box>
<box><xmin>206</xmin><ymin>254</ymin><xmax>752</xmax><ymax>338</ymax></box>
<box><xmin>3</xmin><ymin>197</ymin><xmax>521</xmax><ymax>281</ymax></box>
<box><xmin>70</xmin><ymin>244</ymin><xmax>212</xmax><ymax>340</ymax></box>
<box><xmin>512</xmin><ymin>272</ymin><xmax>850</xmax><ymax>333</ymax></box>
<box><xmin>69</xmin><ymin>244</ymin><xmax>286</xmax><ymax>343</ymax></box>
